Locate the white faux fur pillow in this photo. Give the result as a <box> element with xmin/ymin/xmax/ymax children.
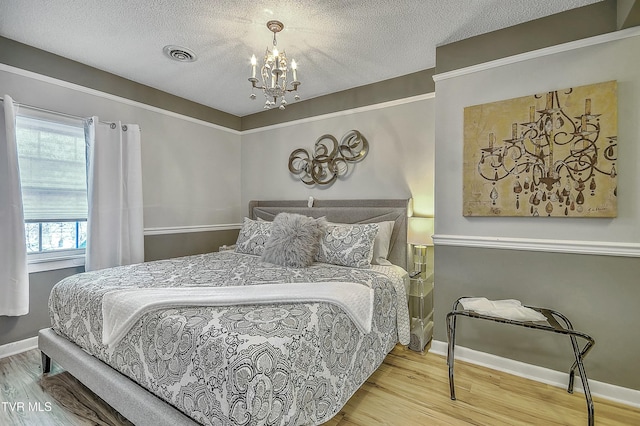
<box><xmin>261</xmin><ymin>213</ymin><xmax>326</xmax><ymax>268</ymax></box>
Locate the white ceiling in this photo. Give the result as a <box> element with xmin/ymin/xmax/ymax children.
<box><xmin>0</xmin><ymin>0</ymin><xmax>602</xmax><ymax>117</ymax></box>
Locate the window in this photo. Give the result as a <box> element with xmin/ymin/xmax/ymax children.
<box><xmin>15</xmin><ymin>110</ymin><xmax>87</xmax><ymax>259</ymax></box>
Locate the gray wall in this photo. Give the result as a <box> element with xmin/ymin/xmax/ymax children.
<box><xmin>0</xmin><ymin>37</ymin><xmax>241</xmax><ymax>131</ymax></box>
<box><xmin>0</xmin><ymin>69</ymin><xmax>243</xmax><ymax>229</ymax></box>
<box><xmin>0</xmin><ymin>267</ymin><xmax>83</xmax><ymax>345</ymax></box>
<box><xmin>0</xmin><ymin>46</ymin><xmax>243</xmax><ymax>346</ymax></box>
<box><xmin>145</xmin><ymin>230</ymin><xmax>239</xmax><ymax>261</ymax></box>
<box><xmin>435</xmin><ymin>0</ymin><xmax>618</xmax><ymax>74</ymax></box>
<box><xmin>433</xmin><ymin>10</ymin><xmax>640</xmax><ymax>390</ymax></box>
<box><xmin>241</xmin><ymin>95</ymin><xmax>435</xmax><ymax>218</ymax></box>
<box><xmin>435</xmin><ymin>246</ymin><xmax>640</xmax><ymax>390</ymax></box>
<box><xmin>241</xmin><ymin>69</ymin><xmax>435</xmax><ymax>131</ymax></box>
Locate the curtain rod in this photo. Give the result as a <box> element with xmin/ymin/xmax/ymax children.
<box><xmin>0</xmin><ymin>98</ymin><xmax>118</xmax><ymax>127</ymax></box>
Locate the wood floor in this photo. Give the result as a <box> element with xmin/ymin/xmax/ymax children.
<box><xmin>1</xmin><ymin>345</ymin><xmax>638</xmax><ymax>425</ymax></box>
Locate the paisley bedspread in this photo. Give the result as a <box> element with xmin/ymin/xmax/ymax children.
<box><xmin>48</xmin><ymin>251</ymin><xmax>410</xmax><ymax>426</ymax></box>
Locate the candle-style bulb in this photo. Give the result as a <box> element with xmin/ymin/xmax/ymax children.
<box><xmin>250</xmin><ymin>55</ymin><xmax>257</xmax><ymax>79</ymax></box>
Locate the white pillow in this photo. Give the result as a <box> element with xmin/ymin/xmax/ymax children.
<box><xmin>371</xmin><ymin>220</ymin><xmax>395</xmax><ymax>265</ymax></box>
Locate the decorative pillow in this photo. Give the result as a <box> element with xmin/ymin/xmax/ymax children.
<box><xmin>235</xmin><ymin>217</ymin><xmax>272</xmax><ymax>256</ymax></box>
<box><xmin>261</xmin><ymin>213</ymin><xmax>326</xmax><ymax>268</ymax></box>
<box><xmin>325</xmin><ymin>220</ymin><xmax>395</xmax><ymax>265</ymax></box>
<box><xmin>371</xmin><ymin>220</ymin><xmax>395</xmax><ymax>265</ymax></box>
<box><xmin>317</xmin><ymin>222</ymin><xmax>379</xmax><ymax>268</ymax></box>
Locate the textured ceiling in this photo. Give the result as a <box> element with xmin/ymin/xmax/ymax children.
<box><xmin>0</xmin><ymin>0</ymin><xmax>602</xmax><ymax>117</ymax></box>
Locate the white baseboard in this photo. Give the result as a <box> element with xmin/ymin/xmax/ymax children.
<box><xmin>0</xmin><ymin>336</ymin><xmax>38</xmax><ymax>359</ymax></box>
<box><xmin>430</xmin><ymin>340</ymin><xmax>640</xmax><ymax>409</ymax></box>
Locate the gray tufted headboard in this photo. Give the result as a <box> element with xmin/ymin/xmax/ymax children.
<box><xmin>249</xmin><ymin>199</ymin><xmax>409</xmax><ymax>270</ymax></box>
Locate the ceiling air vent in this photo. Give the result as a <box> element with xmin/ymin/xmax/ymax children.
<box><xmin>163</xmin><ymin>45</ymin><xmax>198</xmax><ymax>62</ymax></box>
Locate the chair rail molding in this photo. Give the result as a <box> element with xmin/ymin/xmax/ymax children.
<box><xmin>433</xmin><ymin>234</ymin><xmax>640</xmax><ymax>257</ymax></box>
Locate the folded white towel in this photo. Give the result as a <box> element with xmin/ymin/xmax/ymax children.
<box><xmin>459</xmin><ymin>297</ymin><xmax>547</xmax><ymax>322</ymax></box>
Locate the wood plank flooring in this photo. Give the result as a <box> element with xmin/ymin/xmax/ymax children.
<box><xmin>0</xmin><ymin>349</ymin><xmax>131</xmax><ymax>426</ymax></box>
<box><xmin>1</xmin><ymin>345</ymin><xmax>639</xmax><ymax>425</ymax></box>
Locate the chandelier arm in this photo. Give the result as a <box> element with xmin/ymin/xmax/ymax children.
<box><xmin>248</xmin><ymin>78</ymin><xmax>264</xmax><ymax>90</ymax></box>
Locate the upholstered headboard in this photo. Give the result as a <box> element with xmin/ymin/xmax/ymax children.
<box><xmin>249</xmin><ymin>199</ymin><xmax>409</xmax><ymax>270</ymax></box>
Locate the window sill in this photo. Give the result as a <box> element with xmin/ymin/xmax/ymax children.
<box><xmin>28</xmin><ymin>254</ymin><xmax>85</xmax><ymax>273</ymax></box>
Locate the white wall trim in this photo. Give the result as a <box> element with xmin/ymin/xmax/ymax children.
<box><xmin>0</xmin><ymin>63</ymin><xmax>241</xmax><ymax>135</ymax></box>
<box><xmin>26</xmin><ymin>225</ymin><xmax>243</xmax><ymax>272</ymax></box>
<box><xmin>144</xmin><ymin>223</ymin><xmax>242</xmax><ymax>236</ymax></box>
<box><xmin>433</xmin><ymin>234</ymin><xmax>640</xmax><ymax>258</ymax></box>
<box><xmin>240</xmin><ymin>92</ymin><xmax>436</xmax><ymax>134</ymax></box>
<box><xmin>433</xmin><ymin>26</ymin><xmax>640</xmax><ymax>82</ymax></box>
<box><xmin>430</xmin><ymin>340</ymin><xmax>640</xmax><ymax>409</ymax></box>
<box><xmin>1</xmin><ymin>62</ymin><xmax>435</xmax><ymax>136</ymax></box>
<box><xmin>0</xmin><ymin>336</ymin><xmax>38</xmax><ymax>359</ymax></box>
<box><xmin>28</xmin><ymin>254</ymin><xmax>85</xmax><ymax>274</ymax></box>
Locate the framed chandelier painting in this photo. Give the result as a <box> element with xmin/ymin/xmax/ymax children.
<box><xmin>463</xmin><ymin>80</ymin><xmax>617</xmax><ymax>217</ymax></box>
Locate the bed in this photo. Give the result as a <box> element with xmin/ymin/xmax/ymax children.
<box><xmin>39</xmin><ymin>199</ymin><xmax>410</xmax><ymax>426</ymax></box>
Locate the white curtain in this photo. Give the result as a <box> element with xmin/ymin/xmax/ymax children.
<box><xmin>85</xmin><ymin>117</ymin><xmax>144</xmax><ymax>271</ymax></box>
<box><xmin>0</xmin><ymin>95</ymin><xmax>29</xmax><ymax>316</ymax></box>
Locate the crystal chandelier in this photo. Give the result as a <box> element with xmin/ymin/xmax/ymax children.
<box><xmin>249</xmin><ymin>20</ymin><xmax>301</xmax><ymax>110</ymax></box>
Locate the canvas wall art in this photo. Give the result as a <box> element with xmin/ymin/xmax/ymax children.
<box><xmin>463</xmin><ymin>80</ymin><xmax>617</xmax><ymax>217</ymax></box>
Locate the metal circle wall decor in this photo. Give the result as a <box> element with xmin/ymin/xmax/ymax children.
<box><xmin>288</xmin><ymin>130</ymin><xmax>369</xmax><ymax>186</ymax></box>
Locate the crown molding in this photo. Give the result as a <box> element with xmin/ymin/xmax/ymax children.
<box><xmin>433</xmin><ymin>26</ymin><xmax>640</xmax><ymax>82</ymax></box>
<box><xmin>0</xmin><ymin>63</ymin><xmax>241</xmax><ymax>135</ymax></box>
<box><xmin>240</xmin><ymin>92</ymin><xmax>435</xmax><ymax>134</ymax></box>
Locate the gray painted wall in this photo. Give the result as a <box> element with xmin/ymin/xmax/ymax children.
<box><xmin>433</xmin><ymin>24</ymin><xmax>640</xmax><ymax>390</ymax></box>
<box><xmin>435</xmin><ymin>246</ymin><xmax>640</xmax><ymax>390</ymax></box>
<box><xmin>0</xmin><ymin>61</ymin><xmax>242</xmax><ymax>347</ymax></box>
<box><xmin>241</xmin><ymin>69</ymin><xmax>435</xmax><ymax>130</ymax></box>
<box><xmin>0</xmin><ymin>37</ymin><xmax>241</xmax><ymax>130</ymax></box>
<box><xmin>145</xmin><ymin>230</ymin><xmax>239</xmax><ymax>261</ymax></box>
<box><xmin>618</xmin><ymin>0</ymin><xmax>640</xmax><ymax>28</ymax></box>
<box><xmin>241</xmin><ymin>96</ymin><xmax>435</xmax><ymax>218</ymax></box>
<box><xmin>0</xmin><ymin>267</ymin><xmax>83</xmax><ymax>346</ymax></box>
<box><xmin>0</xmin><ymin>68</ymin><xmax>243</xmax><ymax>229</ymax></box>
<box><xmin>435</xmin><ymin>1</ymin><xmax>617</xmax><ymax>74</ymax></box>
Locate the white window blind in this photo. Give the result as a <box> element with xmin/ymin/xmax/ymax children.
<box><xmin>15</xmin><ymin>113</ymin><xmax>87</xmax><ymax>221</ymax></box>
